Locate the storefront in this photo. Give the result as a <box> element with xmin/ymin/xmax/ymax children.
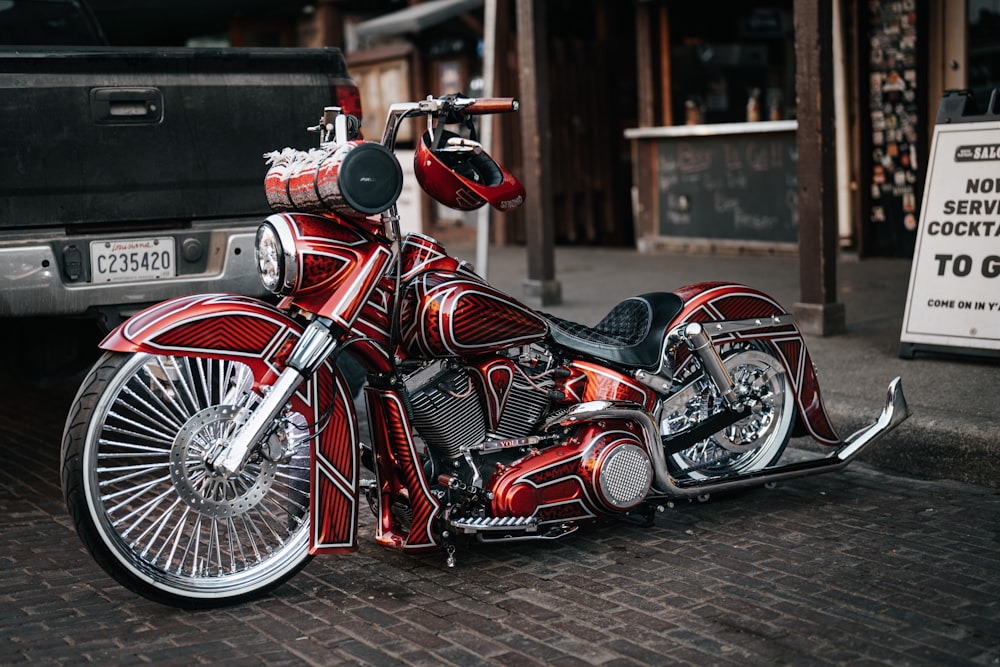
<box><xmin>628</xmin><ymin>1</ymin><xmax>799</xmax><ymax>252</ymax></box>
<box><xmin>629</xmin><ymin>0</ymin><xmax>1000</xmax><ymax>258</ymax></box>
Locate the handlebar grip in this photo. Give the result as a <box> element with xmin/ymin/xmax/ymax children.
<box><xmin>465</xmin><ymin>98</ymin><xmax>519</xmax><ymax>114</ymax></box>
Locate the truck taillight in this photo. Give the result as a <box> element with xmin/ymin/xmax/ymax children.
<box><xmin>333</xmin><ymin>83</ymin><xmax>363</xmax><ymax>123</ymax></box>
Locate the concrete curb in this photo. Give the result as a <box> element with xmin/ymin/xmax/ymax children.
<box><xmin>822</xmin><ymin>397</ymin><xmax>997</xmax><ymax>488</ymax></box>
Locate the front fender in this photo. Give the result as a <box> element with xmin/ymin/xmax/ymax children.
<box><xmin>102</xmin><ymin>293</ymin><xmax>361</xmax><ymax>554</ymax></box>
<box><xmin>673</xmin><ymin>282</ymin><xmax>842</xmax><ymax>446</ymax></box>
<box><xmin>102</xmin><ymin>293</ymin><xmax>300</xmax><ymax>363</ymax></box>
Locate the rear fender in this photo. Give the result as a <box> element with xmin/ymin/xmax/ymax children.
<box><xmin>102</xmin><ymin>293</ymin><xmax>360</xmax><ymax>553</ymax></box>
<box><xmin>673</xmin><ymin>282</ymin><xmax>842</xmax><ymax>446</ymax></box>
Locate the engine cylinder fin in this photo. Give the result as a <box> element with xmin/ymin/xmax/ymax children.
<box><xmin>493</xmin><ymin>380</ymin><xmax>551</xmax><ymax>439</ymax></box>
<box><xmin>409</xmin><ymin>366</ymin><xmax>486</xmax><ymax>459</ymax></box>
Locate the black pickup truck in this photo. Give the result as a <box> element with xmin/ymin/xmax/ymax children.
<box><xmin>0</xmin><ymin>0</ymin><xmax>361</xmax><ymax>380</ymax></box>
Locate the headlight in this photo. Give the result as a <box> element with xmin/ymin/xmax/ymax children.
<box><xmin>255</xmin><ymin>221</ymin><xmax>296</xmax><ymax>295</ymax></box>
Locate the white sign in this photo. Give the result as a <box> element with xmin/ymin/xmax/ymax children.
<box><xmin>900</xmin><ymin>120</ymin><xmax>1000</xmax><ymax>356</ymax></box>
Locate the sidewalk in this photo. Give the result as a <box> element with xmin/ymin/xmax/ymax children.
<box><xmin>449</xmin><ymin>240</ymin><xmax>998</xmax><ymax>489</ymax></box>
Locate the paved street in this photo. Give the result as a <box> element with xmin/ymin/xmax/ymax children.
<box><xmin>2</xmin><ymin>370</ymin><xmax>999</xmax><ymax>666</ymax></box>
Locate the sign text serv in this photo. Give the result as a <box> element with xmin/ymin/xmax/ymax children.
<box><xmin>901</xmin><ymin>122</ymin><xmax>1000</xmax><ymax>354</ymax></box>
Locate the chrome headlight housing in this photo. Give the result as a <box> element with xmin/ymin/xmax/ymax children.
<box><xmin>255</xmin><ymin>218</ymin><xmax>297</xmax><ymax>295</ymax></box>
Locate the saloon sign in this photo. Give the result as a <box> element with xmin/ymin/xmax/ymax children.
<box><xmin>900</xmin><ymin>102</ymin><xmax>1000</xmax><ymax>359</ymax></box>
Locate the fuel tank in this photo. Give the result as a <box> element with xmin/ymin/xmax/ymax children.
<box><xmin>399</xmin><ymin>269</ymin><xmax>548</xmax><ymax>359</ymax></box>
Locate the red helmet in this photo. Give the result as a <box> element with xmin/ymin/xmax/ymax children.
<box><xmin>414</xmin><ymin>129</ymin><xmax>525</xmax><ymax>212</ymax></box>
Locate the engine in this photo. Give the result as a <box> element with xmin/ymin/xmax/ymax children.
<box><xmin>407</xmin><ymin>364</ymin><xmax>488</xmax><ymax>460</ymax></box>
<box><xmin>406</xmin><ymin>353</ymin><xmax>552</xmax><ymax>460</ymax></box>
<box><xmin>405</xmin><ymin>352</ymin><xmax>655</xmax><ymax>520</ymax></box>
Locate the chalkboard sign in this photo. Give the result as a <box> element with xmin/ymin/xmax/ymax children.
<box><xmin>655</xmin><ymin>125</ymin><xmax>799</xmax><ymax>243</ymax></box>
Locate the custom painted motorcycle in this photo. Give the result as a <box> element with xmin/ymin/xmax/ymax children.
<box><xmin>61</xmin><ymin>94</ymin><xmax>909</xmax><ymax>607</ymax></box>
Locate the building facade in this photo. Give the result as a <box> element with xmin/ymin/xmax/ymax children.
<box><xmin>86</xmin><ymin>0</ymin><xmax>1000</xmax><ymax>257</ymax></box>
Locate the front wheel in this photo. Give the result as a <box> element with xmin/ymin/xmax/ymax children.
<box><xmin>61</xmin><ymin>351</ymin><xmax>314</xmax><ymax>607</ymax></box>
<box><xmin>663</xmin><ymin>341</ymin><xmax>796</xmax><ymax>480</ymax></box>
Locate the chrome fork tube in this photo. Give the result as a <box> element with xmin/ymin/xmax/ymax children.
<box><xmin>210</xmin><ymin>318</ymin><xmax>338</xmax><ymax>478</ymax></box>
<box><xmin>288</xmin><ymin>317</ymin><xmax>339</xmax><ymax>376</ymax></box>
<box><xmin>684</xmin><ymin>322</ymin><xmax>737</xmax><ymax>406</ymax></box>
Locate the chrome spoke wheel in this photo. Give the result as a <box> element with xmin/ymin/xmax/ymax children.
<box><xmin>64</xmin><ymin>352</ymin><xmax>313</xmax><ymax>606</ymax></box>
<box><xmin>665</xmin><ymin>343</ymin><xmax>795</xmax><ymax>479</ymax></box>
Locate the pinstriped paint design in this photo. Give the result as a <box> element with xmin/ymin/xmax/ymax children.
<box><xmin>326</xmin><ymin>244</ymin><xmax>394</xmax><ymax>329</ymax></box>
<box><xmin>153</xmin><ymin>314</ymin><xmax>279</xmax><ymax>354</ymax></box>
<box><xmin>301</xmin><ymin>252</ymin><xmax>352</xmax><ymax>293</ymax></box>
<box><xmin>467</xmin><ymin>358</ymin><xmax>516</xmax><ymax>431</ymax></box>
<box><xmin>772</xmin><ymin>336</ymin><xmax>838</xmax><ymax>443</ymax></box>
<box><xmin>353</xmin><ymin>279</ymin><xmax>393</xmax><ymax>346</ymax></box>
<box><xmin>401</xmin><ymin>271</ymin><xmax>548</xmax><ymax>358</ymax></box>
<box><xmin>291</xmin><ymin>244</ymin><xmax>394</xmax><ymax>329</ymax></box>
<box><xmin>398</xmin><ymin>233</ymin><xmax>450</xmax><ymax>282</ymax></box>
<box><xmin>364</xmin><ymin>387</ymin><xmax>441</xmax><ymax>552</ymax></box>
<box><xmin>107</xmin><ymin>294</ymin><xmax>298</xmax><ymax>364</ymax></box>
<box><xmin>310</xmin><ymin>361</ymin><xmax>360</xmax><ymax>553</ymax></box>
<box><xmin>558</xmin><ymin>360</ymin><xmax>654</xmax><ymax>409</ymax></box>
<box><xmin>671</xmin><ymin>282</ymin><xmax>842</xmax><ymax>446</ymax></box>
<box><xmin>278</xmin><ymin>211</ymin><xmax>380</xmax><ymax>246</ymax></box>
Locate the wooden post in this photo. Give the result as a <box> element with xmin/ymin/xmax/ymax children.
<box><xmin>658</xmin><ymin>5</ymin><xmax>672</xmax><ymax>127</ymax></box>
<box><xmin>635</xmin><ymin>2</ymin><xmax>655</xmax><ymax>128</ymax></box>
<box><xmin>631</xmin><ymin>2</ymin><xmax>656</xmax><ymax>245</ymax></box>
<box><xmin>313</xmin><ymin>0</ymin><xmax>345</xmax><ymax>47</ymax></box>
<box><xmin>792</xmin><ymin>0</ymin><xmax>845</xmax><ymax>335</ymax></box>
<box><xmin>516</xmin><ymin>0</ymin><xmax>561</xmax><ymax>305</ymax></box>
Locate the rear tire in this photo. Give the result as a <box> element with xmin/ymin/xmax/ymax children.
<box><xmin>664</xmin><ymin>341</ymin><xmax>795</xmax><ymax>480</ymax></box>
<box><xmin>61</xmin><ymin>351</ymin><xmax>313</xmax><ymax>608</ymax></box>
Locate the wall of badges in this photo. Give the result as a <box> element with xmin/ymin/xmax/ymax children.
<box><xmin>864</xmin><ymin>0</ymin><xmax>924</xmax><ymax>257</ymax></box>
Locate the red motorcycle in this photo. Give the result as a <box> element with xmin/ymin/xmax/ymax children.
<box><xmin>61</xmin><ymin>94</ymin><xmax>909</xmax><ymax>607</ymax></box>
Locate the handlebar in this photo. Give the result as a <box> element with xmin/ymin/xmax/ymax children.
<box><xmin>379</xmin><ymin>95</ymin><xmax>520</xmax><ymax>151</ymax></box>
<box><xmin>464</xmin><ymin>98</ymin><xmax>519</xmax><ymax>114</ymax></box>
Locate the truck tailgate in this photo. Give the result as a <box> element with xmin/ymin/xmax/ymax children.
<box><xmin>0</xmin><ymin>47</ymin><xmax>357</xmax><ymax>230</ymax></box>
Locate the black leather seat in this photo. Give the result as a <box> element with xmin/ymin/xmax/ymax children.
<box><xmin>544</xmin><ymin>292</ymin><xmax>683</xmax><ymax>369</ymax></box>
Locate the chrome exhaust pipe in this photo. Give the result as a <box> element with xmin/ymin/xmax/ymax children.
<box><xmin>835</xmin><ymin>376</ymin><xmax>909</xmax><ymax>462</ymax></box>
<box><xmin>544</xmin><ymin>379</ymin><xmax>909</xmax><ymax>501</ymax></box>
<box><xmin>651</xmin><ymin>377</ymin><xmax>910</xmax><ymax>498</ymax></box>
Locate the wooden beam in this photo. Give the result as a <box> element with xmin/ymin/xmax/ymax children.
<box><xmin>658</xmin><ymin>4</ymin><xmax>672</xmax><ymax>126</ymax></box>
<box><xmin>635</xmin><ymin>2</ymin><xmax>654</xmax><ymax>128</ymax></box>
<box><xmin>792</xmin><ymin>0</ymin><xmax>845</xmax><ymax>335</ymax></box>
<box><xmin>516</xmin><ymin>0</ymin><xmax>561</xmax><ymax>305</ymax></box>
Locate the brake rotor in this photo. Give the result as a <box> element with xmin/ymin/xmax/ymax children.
<box><xmin>169</xmin><ymin>405</ymin><xmax>277</xmax><ymax>518</ymax></box>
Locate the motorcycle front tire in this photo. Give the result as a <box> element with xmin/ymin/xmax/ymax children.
<box><xmin>61</xmin><ymin>351</ymin><xmax>314</xmax><ymax>608</ymax></box>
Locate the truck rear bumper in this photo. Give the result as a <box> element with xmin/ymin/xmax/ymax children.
<box><xmin>0</xmin><ymin>224</ymin><xmax>265</xmax><ymax>319</ymax></box>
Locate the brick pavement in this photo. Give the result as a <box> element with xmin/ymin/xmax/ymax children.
<box><xmin>2</xmin><ymin>375</ymin><xmax>1000</xmax><ymax>666</ymax></box>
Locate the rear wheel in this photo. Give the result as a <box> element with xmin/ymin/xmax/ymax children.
<box><xmin>663</xmin><ymin>342</ymin><xmax>795</xmax><ymax>480</ymax></box>
<box><xmin>61</xmin><ymin>351</ymin><xmax>313</xmax><ymax>607</ymax></box>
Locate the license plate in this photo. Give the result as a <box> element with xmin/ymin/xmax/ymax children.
<box><xmin>90</xmin><ymin>237</ymin><xmax>176</xmax><ymax>283</ymax></box>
